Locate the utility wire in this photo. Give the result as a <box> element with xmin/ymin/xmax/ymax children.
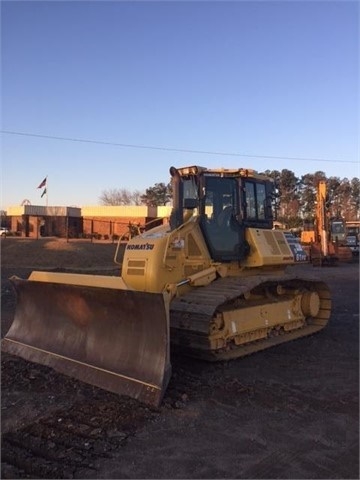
<box><xmin>1</xmin><ymin>129</ymin><xmax>357</xmax><ymax>164</ymax></box>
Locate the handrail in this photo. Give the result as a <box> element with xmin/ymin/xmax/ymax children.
<box><xmin>113</xmin><ymin>231</ymin><xmax>127</xmax><ymax>266</ymax></box>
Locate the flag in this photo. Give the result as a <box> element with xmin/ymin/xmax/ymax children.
<box><xmin>37</xmin><ymin>177</ymin><xmax>47</xmax><ymax>189</ymax></box>
<box><xmin>41</xmin><ymin>188</ymin><xmax>47</xmax><ymax>198</ymax></box>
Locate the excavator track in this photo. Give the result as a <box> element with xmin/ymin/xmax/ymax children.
<box><xmin>170</xmin><ymin>271</ymin><xmax>331</xmax><ymax>361</ymax></box>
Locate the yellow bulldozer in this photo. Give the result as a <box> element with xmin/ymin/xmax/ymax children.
<box><xmin>2</xmin><ymin>165</ymin><xmax>331</xmax><ymax>407</ymax></box>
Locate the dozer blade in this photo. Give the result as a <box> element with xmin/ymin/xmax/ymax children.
<box><xmin>2</xmin><ymin>275</ymin><xmax>171</xmax><ymax>407</ymax></box>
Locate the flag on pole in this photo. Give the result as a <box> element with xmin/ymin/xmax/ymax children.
<box><xmin>37</xmin><ymin>177</ymin><xmax>47</xmax><ymax>189</ymax></box>
<box><xmin>41</xmin><ymin>188</ymin><xmax>47</xmax><ymax>198</ymax></box>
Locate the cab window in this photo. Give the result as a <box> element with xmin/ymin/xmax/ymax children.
<box><xmin>245</xmin><ymin>181</ymin><xmax>266</xmax><ymax>220</ymax></box>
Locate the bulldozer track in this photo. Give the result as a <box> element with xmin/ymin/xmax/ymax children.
<box><xmin>170</xmin><ymin>271</ymin><xmax>331</xmax><ymax>361</ymax></box>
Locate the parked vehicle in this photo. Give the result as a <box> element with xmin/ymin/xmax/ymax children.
<box><xmin>345</xmin><ymin>222</ymin><xmax>360</xmax><ymax>257</ymax></box>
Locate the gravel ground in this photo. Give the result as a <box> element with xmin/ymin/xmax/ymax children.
<box><xmin>1</xmin><ymin>237</ymin><xmax>359</xmax><ymax>479</ymax></box>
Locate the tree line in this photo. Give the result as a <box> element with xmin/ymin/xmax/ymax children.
<box><xmin>99</xmin><ymin>169</ymin><xmax>360</xmax><ymax>227</ymax></box>
<box><xmin>262</xmin><ymin>169</ymin><xmax>359</xmax><ymax>227</ymax></box>
<box><xmin>99</xmin><ymin>183</ymin><xmax>172</xmax><ymax>208</ymax></box>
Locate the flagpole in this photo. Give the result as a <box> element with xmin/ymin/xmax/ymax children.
<box><xmin>46</xmin><ymin>177</ymin><xmax>48</xmax><ymax>207</ymax></box>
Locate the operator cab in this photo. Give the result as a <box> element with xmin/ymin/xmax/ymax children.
<box><xmin>170</xmin><ymin>166</ymin><xmax>275</xmax><ymax>263</ymax></box>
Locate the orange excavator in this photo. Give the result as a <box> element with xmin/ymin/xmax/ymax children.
<box><xmin>301</xmin><ymin>181</ymin><xmax>352</xmax><ymax>265</ymax></box>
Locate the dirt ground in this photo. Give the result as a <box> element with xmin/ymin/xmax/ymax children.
<box><xmin>1</xmin><ymin>237</ymin><xmax>359</xmax><ymax>479</ymax></box>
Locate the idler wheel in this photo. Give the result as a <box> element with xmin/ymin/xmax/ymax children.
<box><xmin>301</xmin><ymin>291</ymin><xmax>320</xmax><ymax>317</ymax></box>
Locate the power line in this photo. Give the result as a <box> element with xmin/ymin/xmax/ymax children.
<box><xmin>1</xmin><ymin>129</ymin><xmax>357</xmax><ymax>164</ymax></box>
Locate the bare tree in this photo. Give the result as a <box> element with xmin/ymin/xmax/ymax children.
<box><xmin>99</xmin><ymin>188</ymin><xmax>144</xmax><ymax>206</ymax></box>
<box><xmin>132</xmin><ymin>190</ymin><xmax>144</xmax><ymax>206</ymax></box>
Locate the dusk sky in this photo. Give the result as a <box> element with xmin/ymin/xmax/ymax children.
<box><xmin>1</xmin><ymin>0</ymin><xmax>359</xmax><ymax>209</ymax></box>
